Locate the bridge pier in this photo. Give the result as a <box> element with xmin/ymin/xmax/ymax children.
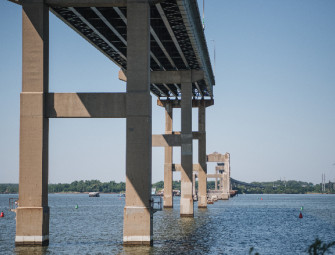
<box><xmin>16</xmin><ymin>1</ymin><xmax>50</xmax><ymax>246</ymax></box>
<box><xmin>123</xmin><ymin>0</ymin><xmax>152</xmax><ymax>245</ymax></box>
<box><xmin>180</xmin><ymin>79</ymin><xmax>194</xmax><ymax>217</ymax></box>
<box><xmin>198</xmin><ymin>102</ymin><xmax>207</xmax><ymax>208</ymax></box>
<box><xmin>10</xmin><ymin>0</ymin><xmax>215</xmax><ymax>248</ymax></box>
<box><xmin>163</xmin><ymin>103</ymin><xmax>173</xmax><ymax>208</ymax></box>
<box><xmin>207</xmin><ymin>153</ymin><xmax>231</xmax><ymax>200</ymax></box>
<box><xmin>155</xmin><ymin>99</ymin><xmax>213</xmax><ymax>210</ymax></box>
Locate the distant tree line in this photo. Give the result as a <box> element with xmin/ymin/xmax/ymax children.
<box><xmin>234</xmin><ymin>180</ymin><xmax>335</xmax><ymax>194</ymax></box>
<box><xmin>1</xmin><ymin>179</ymin><xmax>334</xmax><ymax>194</ymax></box>
<box><xmin>48</xmin><ymin>180</ymin><xmax>126</xmax><ymax>193</ymax></box>
<box><xmin>0</xmin><ymin>184</ymin><xmax>18</xmax><ymax>194</ymax></box>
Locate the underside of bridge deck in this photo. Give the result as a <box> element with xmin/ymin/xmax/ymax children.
<box><xmin>13</xmin><ymin>0</ymin><xmax>215</xmax><ymax>246</ymax></box>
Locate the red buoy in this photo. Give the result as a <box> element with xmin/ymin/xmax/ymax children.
<box><xmin>0</xmin><ymin>211</ymin><xmax>4</xmax><ymax>218</ymax></box>
<box><xmin>299</xmin><ymin>212</ymin><xmax>303</xmax><ymax>218</ymax></box>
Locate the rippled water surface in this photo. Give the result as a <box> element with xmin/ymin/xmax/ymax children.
<box><xmin>1</xmin><ymin>194</ymin><xmax>335</xmax><ymax>254</ymax></box>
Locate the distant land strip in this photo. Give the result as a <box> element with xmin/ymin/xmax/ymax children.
<box><xmin>0</xmin><ymin>179</ymin><xmax>334</xmax><ymax>194</ymax></box>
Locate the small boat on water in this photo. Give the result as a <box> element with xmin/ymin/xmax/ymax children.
<box><xmin>88</xmin><ymin>192</ymin><xmax>100</xmax><ymax>197</ymax></box>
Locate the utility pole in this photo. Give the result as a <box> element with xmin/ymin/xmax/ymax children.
<box><xmin>321</xmin><ymin>173</ymin><xmax>326</xmax><ymax>193</ymax></box>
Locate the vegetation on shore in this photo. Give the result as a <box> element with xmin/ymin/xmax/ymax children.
<box><xmin>235</xmin><ymin>180</ymin><xmax>335</xmax><ymax>194</ymax></box>
<box><xmin>0</xmin><ymin>179</ymin><xmax>334</xmax><ymax>194</ymax></box>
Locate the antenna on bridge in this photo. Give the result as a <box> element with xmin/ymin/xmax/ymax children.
<box><xmin>202</xmin><ymin>0</ymin><xmax>205</xmax><ymax>30</ymax></box>
<box><xmin>211</xmin><ymin>39</ymin><xmax>216</xmax><ymax>77</ymax></box>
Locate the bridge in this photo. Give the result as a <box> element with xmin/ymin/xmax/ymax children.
<box><xmin>10</xmin><ymin>0</ymin><xmax>215</xmax><ymax>246</ymax></box>
<box><xmin>230</xmin><ymin>178</ymin><xmax>265</xmax><ymax>189</ymax></box>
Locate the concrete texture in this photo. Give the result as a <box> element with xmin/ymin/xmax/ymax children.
<box><xmin>151</xmin><ymin>70</ymin><xmax>204</xmax><ymax>84</ymax></box>
<box><xmin>198</xmin><ymin>103</ymin><xmax>207</xmax><ymax>208</ymax></box>
<box><xmin>16</xmin><ymin>1</ymin><xmax>50</xmax><ymax>246</ymax></box>
<box><xmin>173</xmin><ymin>164</ymin><xmax>199</xmax><ymax>172</ymax></box>
<box><xmin>207</xmin><ymin>152</ymin><xmax>231</xmax><ymax>199</ymax></box>
<box><xmin>180</xmin><ymin>79</ymin><xmax>193</xmax><ymax>217</ymax></box>
<box><xmin>152</xmin><ymin>134</ymin><xmax>181</xmax><ymax>147</ymax></box>
<box><xmin>207</xmin><ymin>152</ymin><xmax>227</xmax><ymax>162</ymax></box>
<box><xmin>164</xmin><ymin>103</ymin><xmax>173</xmax><ymax>208</ymax></box>
<box><xmin>123</xmin><ymin>0</ymin><xmax>152</xmax><ymax>245</ymax></box>
<box><xmin>47</xmin><ymin>93</ymin><xmax>127</xmax><ymax>118</ymax></box>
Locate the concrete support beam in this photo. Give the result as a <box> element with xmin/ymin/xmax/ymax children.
<box><xmin>152</xmin><ymin>132</ymin><xmax>199</xmax><ymax>147</ymax></box>
<box><xmin>192</xmin><ymin>131</ymin><xmax>201</xmax><ymax>140</ymax></box>
<box><xmin>215</xmin><ymin>165</ymin><xmax>225</xmax><ymax>171</ymax></box>
<box><xmin>46</xmin><ymin>93</ymin><xmax>126</xmax><ymax>118</ymax></box>
<box><xmin>119</xmin><ymin>69</ymin><xmax>127</xmax><ymax>82</ymax></box>
<box><xmin>123</xmin><ymin>0</ymin><xmax>152</xmax><ymax>246</ymax></box>
<box><xmin>180</xmin><ymin>78</ymin><xmax>193</xmax><ymax>217</ymax></box>
<box><xmin>119</xmin><ymin>70</ymin><xmax>204</xmax><ymax>84</ymax></box>
<box><xmin>207</xmin><ymin>152</ymin><xmax>226</xmax><ymax>162</ymax></box>
<box><xmin>164</xmin><ymin>103</ymin><xmax>173</xmax><ymax>208</ymax></box>
<box><xmin>151</xmin><ymin>70</ymin><xmax>204</xmax><ymax>84</ymax></box>
<box><xmin>197</xmin><ymin>103</ymin><xmax>207</xmax><ymax>208</ymax></box>
<box><xmin>16</xmin><ymin>1</ymin><xmax>49</xmax><ymax>246</ymax></box>
<box><xmin>207</xmin><ymin>173</ymin><xmax>223</xmax><ymax>179</ymax></box>
<box><xmin>152</xmin><ymin>134</ymin><xmax>181</xmax><ymax>147</ymax></box>
<box><xmin>158</xmin><ymin>99</ymin><xmax>214</xmax><ymax>108</ymax></box>
<box><xmin>173</xmin><ymin>164</ymin><xmax>199</xmax><ymax>172</ymax></box>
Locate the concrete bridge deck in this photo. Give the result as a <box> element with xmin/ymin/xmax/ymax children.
<box><xmin>48</xmin><ymin>0</ymin><xmax>215</xmax><ymax>99</ymax></box>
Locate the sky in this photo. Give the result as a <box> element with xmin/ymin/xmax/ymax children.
<box><xmin>0</xmin><ymin>0</ymin><xmax>334</xmax><ymax>184</ymax></box>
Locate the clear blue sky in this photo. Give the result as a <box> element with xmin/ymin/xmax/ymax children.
<box><xmin>1</xmin><ymin>0</ymin><xmax>334</xmax><ymax>184</ymax></box>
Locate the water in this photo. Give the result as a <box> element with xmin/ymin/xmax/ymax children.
<box><xmin>1</xmin><ymin>194</ymin><xmax>335</xmax><ymax>254</ymax></box>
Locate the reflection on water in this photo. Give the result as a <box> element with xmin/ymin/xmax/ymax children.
<box><xmin>1</xmin><ymin>194</ymin><xmax>335</xmax><ymax>254</ymax></box>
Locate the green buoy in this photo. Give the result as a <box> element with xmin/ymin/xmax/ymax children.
<box><xmin>75</xmin><ymin>204</ymin><xmax>78</xmax><ymax>209</ymax></box>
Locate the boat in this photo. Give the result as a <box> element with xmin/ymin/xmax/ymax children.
<box><xmin>88</xmin><ymin>192</ymin><xmax>100</xmax><ymax>197</ymax></box>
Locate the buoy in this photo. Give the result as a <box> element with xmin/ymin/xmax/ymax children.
<box><xmin>75</xmin><ymin>205</ymin><xmax>78</xmax><ymax>209</ymax></box>
<box><xmin>301</xmin><ymin>206</ymin><xmax>303</xmax><ymax>211</ymax></box>
<box><xmin>261</xmin><ymin>198</ymin><xmax>263</xmax><ymax>200</ymax></box>
<box><xmin>299</xmin><ymin>212</ymin><xmax>303</xmax><ymax>218</ymax></box>
<box><xmin>0</xmin><ymin>211</ymin><xmax>4</xmax><ymax>217</ymax></box>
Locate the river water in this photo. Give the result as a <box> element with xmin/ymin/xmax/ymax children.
<box><xmin>1</xmin><ymin>194</ymin><xmax>335</xmax><ymax>254</ymax></box>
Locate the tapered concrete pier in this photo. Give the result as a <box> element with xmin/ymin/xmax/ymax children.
<box><xmin>16</xmin><ymin>1</ymin><xmax>50</xmax><ymax>246</ymax></box>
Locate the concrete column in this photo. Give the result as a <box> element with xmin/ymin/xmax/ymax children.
<box><xmin>198</xmin><ymin>103</ymin><xmax>207</xmax><ymax>208</ymax></box>
<box><xmin>220</xmin><ymin>174</ymin><xmax>223</xmax><ymax>191</ymax></box>
<box><xmin>164</xmin><ymin>103</ymin><xmax>173</xmax><ymax>208</ymax></box>
<box><xmin>215</xmin><ymin>171</ymin><xmax>218</xmax><ymax>191</ymax></box>
<box><xmin>227</xmin><ymin>154</ymin><xmax>231</xmax><ymax>193</ymax></box>
<box><xmin>123</xmin><ymin>0</ymin><xmax>152</xmax><ymax>245</ymax></box>
<box><xmin>225</xmin><ymin>154</ymin><xmax>231</xmax><ymax>195</ymax></box>
<box><xmin>192</xmin><ymin>172</ymin><xmax>196</xmax><ymax>198</ymax></box>
<box><xmin>16</xmin><ymin>1</ymin><xmax>49</xmax><ymax>246</ymax></box>
<box><xmin>180</xmin><ymin>78</ymin><xmax>193</xmax><ymax>217</ymax></box>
